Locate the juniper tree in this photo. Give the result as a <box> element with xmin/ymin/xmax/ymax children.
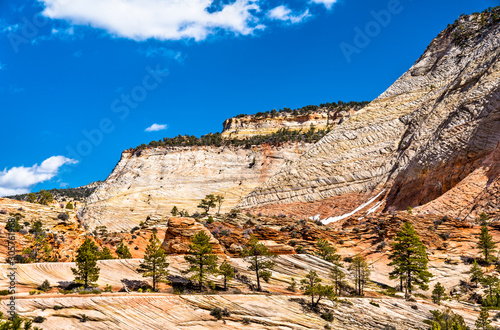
<box><xmin>477</xmin><ymin>222</ymin><xmax>496</xmax><ymax>263</ymax></box>
<box><xmin>431</xmin><ymin>282</ymin><xmax>447</xmax><ymax>305</ymax></box>
<box><xmin>218</xmin><ymin>260</ymin><xmax>235</xmax><ymax>290</ymax></box>
<box><xmin>315</xmin><ymin>239</ymin><xmax>341</xmax><ymax>263</ymax></box>
<box><xmin>115</xmin><ymin>240</ymin><xmax>132</xmax><ymax>259</ymax></box>
<box><xmin>184</xmin><ymin>231</ymin><xmax>218</xmax><ymax>291</ymax></box>
<box><xmin>388</xmin><ymin>221</ymin><xmax>433</xmax><ymax>299</ymax></box>
<box><xmin>349</xmin><ymin>255</ymin><xmax>370</xmax><ymax>296</ymax></box>
<box><xmin>23</xmin><ymin>220</ymin><xmax>52</xmax><ymax>262</ymax></box>
<box><xmin>241</xmin><ymin>235</ymin><xmax>276</xmax><ymax>291</ymax></box>
<box><xmin>137</xmin><ymin>232</ymin><xmax>169</xmax><ymax>291</ymax></box>
<box><xmin>71</xmin><ymin>238</ymin><xmax>100</xmax><ymax>288</ymax></box>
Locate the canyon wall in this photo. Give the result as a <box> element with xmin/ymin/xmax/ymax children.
<box><xmin>239</xmin><ymin>12</ymin><xmax>500</xmax><ymax>222</ymax></box>
<box><xmin>80</xmin><ymin>143</ymin><xmax>311</xmax><ymax>231</ymax></box>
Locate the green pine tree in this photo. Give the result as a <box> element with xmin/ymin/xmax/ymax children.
<box><xmin>218</xmin><ymin>260</ymin><xmax>235</xmax><ymax>290</ymax></box>
<box><xmin>329</xmin><ymin>262</ymin><xmax>346</xmax><ymax>296</ymax></box>
<box><xmin>431</xmin><ymin>282</ymin><xmax>447</xmax><ymax>305</ymax></box>
<box><xmin>136</xmin><ymin>232</ymin><xmax>169</xmax><ymax>291</ymax></box>
<box><xmin>388</xmin><ymin>221</ymin><xmax>433</xmax><ymax>299</ymax></box>
<box><xmin>184</xmin><ymin>231</ymin><xmax>218</xmax><ymax>291</ymax></box>
<box><xmin>315</xmin><ymin>239</ymin><xmax>341</xmax><ymax>263</ymax></box>
<box><xmin>349</xmin><ymin>255</ymin><xmax>370</xmax><ymax>296</ymax></box>
<box><xmin>240</xmin><ymin>235</ymin><xmax>276</xmax><ymax>291</ymax></box>
<box><xmin>197</xmin><ymin>194</ymin><xmax>217</xmax><ymax>214</ymax></box>
<box><xmin>470</xmin><ymin>260</ymin><xmax>484</xmax><ymax>286</ymax></box>
<box><xmin>215</xmin><ymin>195</ymin><xmax>225</xmax><ymax>214</ymax></box>
<box><xmin>116</xmin><ymin>240</ymin><xmax>132</xmax><ymax>259</ymax></box>
<box><xmin>170</xmin><ymin>206</ymin><xmax>179</xmax><ymax>216</ymax></box>
<box><xmin>98</xmin><ymin>246</ymin><xmax>115</xmax><ymax>260</ymax></box>
<box><xmin>429</xmin><ymin>308</ymin><xmax>467</xmax><ymax>330</ymax></box>
<box><xmin>300</xmin><ymin>270</ymin><xmax>335</xmax><ymax>308</ymax></box>
<box><xmin>478</xmin><ymin>223</ymin><xmax>497</xmax><ymax>263</ymax></box>
<box><xmin>475</xmin><ymin>308</ymin><xmax>494</xmax><ymax>330</ymax></box>
<box><xmin>71</xmin><ymin>238</ymin><xmax>100</xmax><ymax>288</ymax></box>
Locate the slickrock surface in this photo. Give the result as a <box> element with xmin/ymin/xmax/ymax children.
<box><xmin>81</xmin><ymin>143</ymin><xmax>310</xmax><ymax>231</ymax></box>
<box><xmin>2</xmin><ymin>294</ymin><xmax>490</xmax><ymax>330</ymax></box>
<box><xmin>239</xmin><ymin>13</ymin><xmax>500</xmax><ymax>222</ymax></box>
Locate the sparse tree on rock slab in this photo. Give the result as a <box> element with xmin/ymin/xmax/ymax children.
<box><xmin>137</xmin><ymin>232</ymin><xmax>169</xmax><ymax>291</ymax></box>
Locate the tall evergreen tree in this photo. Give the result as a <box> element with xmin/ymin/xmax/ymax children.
<box><xmin>23</xmin><ymin>220</ymin><xmax>52</xmax><ymax>262</ymax></box>
<box><xmin>315</xmin><ymin>239</ymin><xmax>341</xmax><ymax>263</ymax></box>
<box><xmin>470</xmin><ymin>260</ymin><xmax>484</xmax><ymax>286</ymax></box>
<box><xmin>349</xmin><ymin>255</ymin><xmax>370</xmax><ymax>296</ymax></box>
<box><xmin>477</xmin><ymin>223</ymin><xmax>497</xmax><ymax>263</ymax></box>
<box><xmin>329</xmin><ymin>262</ymin><xmax>345</xmax><ymax>296</ymax></box>
<box><xmin>184</xmin><ymin>231</ymin><xmax>218</xmax><ymax>291</ymax></box>
<box><xmin>71</xmin><ymin>238</ymin><xmax>100</xmax><ymax>288</ymax></box>
<box><xmin>115</xmin><ymin>240</ymin><xmax>132</xmax><ymax>259</ymax></box>
<box><xmin>475</xmin><ymin>308</ymin><xmax>494</xmax><ymax>330</ymax></box>
<box><xmin>137</xmin><ymin>233</ymin><xmax>169</xmax><ymax>291</ymax></box>
<box><xmin>241</xmin><ymin>235</ymin><xmax>276</xmax><ymax>291</ymax></box>
<box><xmin>218</xmin><ymin>260</ymin><xmax>235</xmax><ymax>290</ymax></box>
<box><xmin>431</xmin><ymin>282</ymin><xmax>447</xmax><ymax>305</ymax></box>
<box><xmin>98</xmin><ymin>246</ymin><xmax>115</xmax><ymax>260</ymax></box>
<box><xmin>388</xmin><ymin>221</ymin><xmax>433</xmax><ymax>299</ymax></box>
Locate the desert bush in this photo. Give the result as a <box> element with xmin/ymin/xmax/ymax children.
<box><xmin>321</xmin><ymin>312</ymin><xmax>334</xmax><ymax>322</ymax></box>
<box><xmin>369</xmin><ymin>300</ymin><xmax>380</xmax><ymax>307</ymax></box>
<box><xmin>130</xmin><ymin>226</ymin><xmax>140</xmax><ymax>233</ymax></box>
<box><xmin>29</xmin><ymin>290</ymin><xmax>37</xmax><ymax>295</ymax></box>
<box><xmin>242</xmin><ymin>317</ymin><xmax>251</xmax><ymax>325</ymax></box>
<box><xmin>33</xmin><ymin>316</ymin><xmax>45</xmax><ymax>323</ymax></box>
<box><xmin>37</xmin><ymin>280</ymin><xmax>51</xmax><ymax>292</ymax></box>
<box><xmin>0</xmin><ymin>290</ymin><xmax>10</xmax><ymax>295</ymax></box>
<box><xmin>57</xmin><ymin>212</ymin><xmax>69</xmax><ymax>221</ymax></box>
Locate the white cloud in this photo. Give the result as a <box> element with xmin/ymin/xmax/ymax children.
<box><xmin>309</xmin><ymin>0</ymin><xmax>338</xmax><ymax>10</ymax></box>
<box><xmin>0</xmin><ymin>156</ymin><xmax>77</xmax><ymax>196</ymax></box>
<box><xmin>268</xmin><ymin>5</ymin><xmax>310</xmax><ymax>24</ymax></box>
<box><xmin>139</xmin><ymin>46</ymin><xmax>184</xmax><ymax>62</ymax></box>
<box><xmin>145</xmin><ymin>123</ymin><xmax>168</xmax><ymax>132</ymax></box>
<box><xmin>40</xmin><ymin>0</ymin><xmax>263</xmax><ymax>41</ymax></box>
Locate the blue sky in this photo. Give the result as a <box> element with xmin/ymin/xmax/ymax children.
<box><xmin>0</xmin><ymin>0</ymin><xmax>497</xmax><ymax>196</ymax></box>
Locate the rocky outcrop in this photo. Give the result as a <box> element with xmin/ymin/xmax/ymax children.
<box><xmin>239</xmin><ymin>11</ymin><xmax>500</xmax><ymax>222</ymax></box>
<box><xmin>80</xmin><ymin>143</ymin><xmax>311</xmax><ymax>231</ymax></box>
<box><xmin>162</xmin><ymin>217</ymin><xmax>224</xmax><ymax>254</ymax></box>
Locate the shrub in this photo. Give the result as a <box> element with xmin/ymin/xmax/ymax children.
<box><xmin>33</xmin><ymin>316</ymin><xmax>45</xmax><ymax>323</ymax></box>
<box><xmin>54</xmin><ymin>305</ymin><xmax>63</xmax><ymax>310</ymax></box>
<box><xmin>207</xmin><ymin>216</ymin><xmax>214</xmax><ymax>224</ymax></box>
<box><xmin>65</xmin><ymin>202</ymin><xmax>74</xmax><ymax>209</ymax></box>
<box><xmin>37</xmin><ymin>280</ymin><xmax>51</xmax><ymax>292</ymax></box>
<box><xmin>210</xmin><ymin>307</ymin><xmax>223</xmax><ymax>320</ymax></box>
<box><xmin>377</xmin><ymin>241</ymin><xmax>387</xmax><ymax>251</ymax></box>
<box><xmin>321</xmin><ymin>312</ymin><xmax>334</xmax><ymax>322</ymax></box>
<box><xmin>295</xmin><ymin>245</ymin><xmax>304</xmax><ymax>253</ymax></box>
<box><xmin>369</xmin><ymin>300</ymin><xmax>380</xmax><ymax>307</ymax></box>
<box><xmin>0</xmin><ymin>290</ymin><xmax>10</xmax><ymax>296</ymax></box>
<box><xmin>57</xmin><ymin>212</ymin><xmax>69</xmax><ymax>221</ymax></box>
<box><xmin>104</xmin><ymin>284</ymin><xmax>113</xmax><ymax>292</ymax></box>
<box><xmin>242</xmin><ymin>317</ymin><xmax>251</xmax><ymax>325</ymax></box>
<box><xmin>29</xmin><ymin>290</ymin><xmax>37</xmax><ymax>295</ymax></box>
<box><xmin>384</xmin><ymin>326</ymin><xmax>396</xmax><ymax>330</ymax></box>
<box><xmin>130</xmin><ymin>226</ymin><xmax>140</xmax><ymax>233</ymax></box>
<box><xmin>80</xmin><ymin>314</ymin><xmax>88</xmax><ymax>322</ymax></box>
<box><xmin>411</xmin><ymin>305</ymin><xmax>418</xmax><ymax>310</ymax></box>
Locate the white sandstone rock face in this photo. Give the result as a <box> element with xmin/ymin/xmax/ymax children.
<box><xmin>239</xmin><ymin>15</ymin><xmax>500</xmax><ymax>221</ymax></box>
<box><xmin>81</xmin><ymin>143</ymin><xmax>311</xmax><ymax>231</ymax></box>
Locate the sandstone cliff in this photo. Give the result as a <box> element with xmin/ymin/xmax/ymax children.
<box><xmin>239</xmin><ymin>11</ymin><xmax>500</xmax><ymax>222</ymax></box>
<box><xmin>80</xmin><ymin>143</ymin><xmax>311</xmax><ymax>231</ymax></box>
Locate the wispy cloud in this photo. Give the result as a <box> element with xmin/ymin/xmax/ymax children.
<box><xmin>0</xmin><ymin>156</ymin><xmax>78</xmax><ymax>196</ymax></box>
<box><xmin>268</xmin><ymin>6</ymin><xmax>310</xmax><ymax>24</ymax></box>
<box><xmin>0</xmin><ymin>62</ymin><xmax>4</xmax><ymax>70</ymax></box>
<box><xmin>138</xmin><ymin>46</ymin><xmax>184</xmax><ymax>62</ymax></box>
<box><xmin>145</xmin><ymin>123</ymin><xmax>168</xmax><ymax>132</ymax></box>
<box><xmin>309</xmin><ymin>0</ymin><xmax>338</xmax><ymax>10</ymax></box>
